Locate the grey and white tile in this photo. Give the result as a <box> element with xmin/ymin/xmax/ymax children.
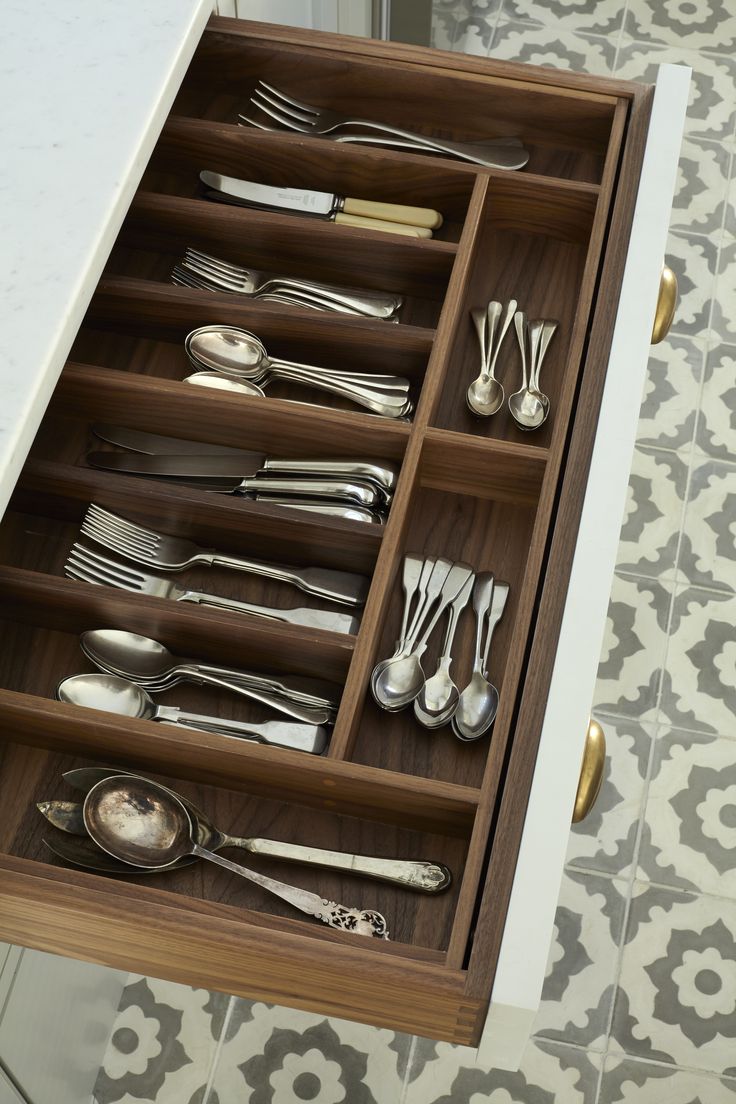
<box><xmin>678</xmin><ymin>459</ymin><xmax>736</xmax><ymax>592</ymax></box>
<box><xmin>488</xmin><ymin>22</ymin><xmax>616</xmax><ymax>74</ymax></box>
<box><xmin>695</xmin><ymin>342</ymin><xmax>736</xmax><ymax>462</ymax></box>
<box><xmin>599</xmin><ymin>1053</ymin><xmax>736</xmax><ymax>1103</ymax></box>
<box><xmin>593</xmin><ymin>573</ymin><xmax>674</xmax><ymax>721</ymax></box>
<box><xmin>93</xmin><ymin>977</ymin><xmax>228</xmax><ymax>1104</ymax></box>
<box><xmin>659</xmin><ymin>586</ymin><xmax>736</xmax><ymax>734</ymax></box>
<box><xmin>566</xmin><ymin>717</ymin><xmax>655</xmax><ymax>877</ymax></box>
<box><xmin>638</xmin><ymin>728</ymin><xmax>736</xmax><ymax>899</ymax></box>
<box><xmin>710</xmin><ymin>238</ymin><xmax>736</xmax><ymax>346</ymax></box>
<box><xmin>615</xmin><ymin>446</ymin><xmax>688</xmax><ymax>580</ymax></box>
<box><xmin>533</xmin><ymin>870</ymin><xmax>627</xmax><ymax>1049</ymax></box>
<box><xmin>615</xmin><ymin>41</ymin><xmax>736</xmax><ymax>143</ymax></box>
<box><xmin>623</xmin><ymin>0</ymin><xmax>736</xmax><ymax>54</ymax></box>
<box><xmin>501</xmin><ymin>0</ymin><xmax>626</xmax><ymax>36</ymax></box>
<box><xmin>670</xmin><ymin>137</ymin><xmax>731</xmax><ymax>239</ymax></box>
<box><xmin>404</xmin><ymin>1037</ymin><xmax>600</xmax><ymax>1103</ymax></box>
<box><xmin>662</xmin><ymin>230</ymin><xmax>719</xmax><ymax>340</ymax></box>
<box><xmin>209</xmin><ymin>999</ymin><xmax>410</xmax><ymax>1103</ymax></box>
<box><xmin>611</xmin><ymin>883</ymin><xmax>736</xmax><ymax>1075</ymax></box>
<box><xmin>636</xmin><ymin>334</ymin><xmax>704</xmax><ymax>454</ymax></box>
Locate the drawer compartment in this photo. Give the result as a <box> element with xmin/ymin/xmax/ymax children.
<box><xmin>0</xmin><ymin>15</ymin><xmax>655</xmax><ymax>1045</ymax></box>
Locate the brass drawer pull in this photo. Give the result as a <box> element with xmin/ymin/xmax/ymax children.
<box><xmin>572</xmin><ymin>720</ymin><xmax>606</xmax><ymax>823</ymax></box>
<box><xmin>651</xmin><ymin>264</ymin><xmax>677</xmax><ymax>343</ymax></box>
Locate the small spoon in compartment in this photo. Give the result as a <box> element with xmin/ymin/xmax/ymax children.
<box><xmin>466</xmin><ymin>299</ymin><xmax>516</xmax><ymax>417</ymax></box>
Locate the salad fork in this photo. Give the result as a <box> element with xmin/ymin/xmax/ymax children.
<box><xmin>80</xmin><ymin>503</ymin><xmax>369</xmax><ymax>607</ymax></box>
<box><xmin>64</xmin><ymin>543</ymin><xmax>361</xmax><ymax>635</ymax></box>
<box><xmin>242</xmin><ymin>80</ymin><xmax>529</xmax><ymax>170</ymax></box>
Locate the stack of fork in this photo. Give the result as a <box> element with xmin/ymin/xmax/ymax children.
<box><xmin>172</xmin><ymin>247</ymin><xmax>403</xmax><ymax>321</ymax></box>
<box><xmin>240</xmin><ymin>80</ymin><xmax>530</xmax><ymax>171</ymax></box>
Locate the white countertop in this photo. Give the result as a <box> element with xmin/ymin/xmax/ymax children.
<box><xmin>0</xmin><ymin>0</ymin><xmax>211</xmax><ymax>517</ymax></box>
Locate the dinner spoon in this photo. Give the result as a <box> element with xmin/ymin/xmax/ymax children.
<box><xmin>452</xmin><ymin>577</ymin><xmax>509</xmax><ymax>741</ymax></box>
<box><xmin>56</xmin><ymin>673</ymin><xmax>328</xmax><ymax>753</ymax></box>
<box><xmin>184</xmin><ymin>370</ymin><xmax>412</xmax><ymax>419</ymax></box>
<box><xmin>83</xmin><ymin>775</ymin><xmax>389</xmax><ymax>937</ymax></box>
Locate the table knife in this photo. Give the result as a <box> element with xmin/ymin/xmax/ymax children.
<box><xmin>200</xmin><ymin>171</ymin><xmax>442</xmax><ymax>235</ymax></box>
<box><xmin>91</xmin><ymin>424</ymin><xmax>397</xmax><ymax>493</ymax></box>
<box><xmin>86</xmin><ymin>452</ymin><xmax>385</xmax><ymax>508</ymax></box>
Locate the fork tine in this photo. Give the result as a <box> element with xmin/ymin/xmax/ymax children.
<box><xmin>184</xmin><ymin>249</ymin><xmax>248</xmax><ymax>278</ymax></box>
<box><xmin>83</xmin><ymin>518</ymin><xmax>158</xmax><ymax>555</ymax></box>
<box><xmin>81</xmin><ymin>520</ymin><xmax>154</xmax><ymax>560</ymax></box>
<box><xmin>182</xmin><ymin>257</ymin><xmax>245</xmax><ymax>290</ymax></box>
<box><xmin>252</xmin><ymin>84</ymin><xmax>315</xmax><ymax>124</ymax></box>
<box><xmin>86</xmin><ymin>504</ymin><xmax>160</xmax><ymax>544</ymax></box>
<box><xmin>248</xmin><ymin>95</ymin><xmax>313</xmax><ymax>134</ymax></box>
<box><xmin>65</xmin><ymin>555</ymin><xmax>141</xmax><ymax>593</ymax></box>
<box><xmin>171</xmin><ymin>266</ymin><xmax>214</xmax><ymax>291</ymax></box>
<box><xmin>257</xmin><ymin>79</ymin><xmax>320</xmax><ymax>117</ymax></box>
<box><xmin>68</xmin><ymin>543</ymin><xmax>146</xmax><ymax>586</ymax></box>
<box><xmin>237</xmin><ymin>112</ymin><xmax>280</xmax><ymax>133</ymax></box>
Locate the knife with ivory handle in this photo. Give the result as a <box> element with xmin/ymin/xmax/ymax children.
<box><xmin>199</xmin><ymin>171</ymin><xmax>442</xmax><ymax>236</ymax></box>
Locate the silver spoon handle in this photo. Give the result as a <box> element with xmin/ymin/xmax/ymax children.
<box><xmin>336</xmin><ymin>118</ymin><xmax>525</xmax><ymax>169</ymax></box>
<box><xmin>471</xmin><ymin>573</ymin><xmax>495</xmax><ymax>673</ymax></box>
<box><xmin>262</xmin><ymin>458</ymin><xmax>396</xmax><ymax>493</ymax></box>
<box><xmin>268</xmin><ymin>367</ymin><xmax>407</xmax><ymax>410</ymax></box>
<box><xmin>481</xmin><ymin>581</ymin><xmax>510</xmax><ymax>673</ymax></box>
<box><xmin>178</xmin><ymin>590</ymin><xmax>357</xmax><ymax>635</ymax></box>
<box><xmin>396</xmin><ymin>554</ymin><xmax>424</xmax><ymax>652</ymax></box>
<box><xmin>156</xmin><ymin>706</ymin><xmax>326</xmax><ymax>753</ymax></box>
<box><xmin>192</xmin><ymin>555</ymin><xmax>368</xmax><ymax>608</ymax></box>
<box><xmin>404</xmin><ymin>557</ymin><xmax>453</xmax><ymax>650</ymax></box>
<box><xmin>437</xmin><ymin>573</ymin><xmax>474</xmax><ymax>664</ymax></box>
<box><xmin>270</xmin><ymin>358</ymin><xmax>409</xmax><ymax>388</ymax></box>
<box><xmin>415</xmin><ymin>563</ymin><xmax>475</xmax><ymax>655</ymax></box>
<box><xmin>225</xmin><ymin>838</ymin><xmax>451</xmax><ymax>893</ymax></box>
<box><xmin>488</xmin><ymin>299</ymin><xmax>517</xmax><ymax>376</ymax></box>
<box><xmin>190</xmin><ymin>843</ymin><xmax>389</xmax><ymax>937</ymax></box>
<box><xmin>266</xmin><ymin>279</ymin><xmax>400</xmax><ymax>319</ymax></box>
<box><xmin>514</xmin><ymin>311</ymin><xmax>529</xmax><ymax>390</ymax></box>
<box><xmin>159</xmin><ymin>670</ymin><xmax>328</xmax><ymax>725</ymax></box>
<box><xmin>237</xmin><ymin>477</ymin><xmax>381</xmax><ymax>508</ymax></box>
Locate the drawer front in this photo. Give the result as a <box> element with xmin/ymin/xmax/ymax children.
<box><xmin>477</xmin><ymin>62</ymin><xmax>691</xmax><ymax>1069</ymax></box>
<box><xmin>0</xmin><ymin>14</ymin><xmax>663</xmax><ymax>1046</ymax></box>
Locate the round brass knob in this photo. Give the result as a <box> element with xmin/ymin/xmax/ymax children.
<box><xmin>572</xmin><ymin>719</ymin><xmax>606</xmax><ymax>823</ymax></box>
<box><xmin>651</xmin><ymin>264</ymin><xmax>677</xmax><ymax>344</ymax></box>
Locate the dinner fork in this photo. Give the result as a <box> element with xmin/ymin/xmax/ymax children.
<box><xmin>80</xmin><ymin>503</ymin><xmax>369</xmax><ymax>607</ymax></box>
<box><xmin>243</xmin><ymin>81</ymin><xmax>529</xmax><ymax>170</ymax></box>
<box><xmin>181</xmin><ymin>249</ymin><xmax>401</xmax><ymax>318</ymax></box>
<box><xmin>172</xmin><ymin>265</ymin><xmax>365</xmax><ymax>317</ymax></box>
<box><xmin>64</xmin><ymin>543</ymin><xmax>361</xmax><ymax>635</ymax></box>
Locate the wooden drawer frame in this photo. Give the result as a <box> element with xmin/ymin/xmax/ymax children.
<box><xmin>0</xmin><ymin>18</ymin><xmax>657</xmax><ymax>1045</ymax></box>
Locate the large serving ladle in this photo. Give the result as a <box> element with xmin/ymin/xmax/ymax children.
<box><xmin>83</xmin><ymin>775</ymin><xmax>390</xmax><ymax>937</ymax></box>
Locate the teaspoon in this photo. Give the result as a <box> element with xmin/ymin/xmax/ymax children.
<box><xmin>452</xmin><ymin>576</ymin><xmax>509</xmax><ymax>741</ymax></box>
<box><xmin>413</xmin><ymin>573</ymin><xmax>474</xmax><ymax>727</ymax></box>
<box><xmin>466</xmin><ymin>299</ymin><xmax>516</xmax><ymax>417</ymax></box>
<box><xmin>83</xmin><ymin>775</ymin><xmax>389</xmax><ymax>937</ymax></box>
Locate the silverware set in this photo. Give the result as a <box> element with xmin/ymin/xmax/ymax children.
<box><xmin>38</xmin><ymin>766</ymin><xmax>452</xmax><ymax>900</ymax></box>
<box><xmin>37</xmin><ymin>769</ymin><xmax>391</xmax><ymax>937</ymax></box>
<box><xmin>171</xmin><ymin>247</ymin><xmax>403</xmax><ymax>321</ymax></box>
<box><xmin>86</xmin><ymin>424</ymin><xmax>395</xmax><ymax>524</ymax></box>
<box><xmin>466</xmin><ymin>300</ymin><xmax>558</xmax><ymax>430</ymax></box>
<box><xmin>239</xmin><ymin>80</ymin><xmax>530</xmax><ymax>171</ymax></box>
<box><xmin>371</xmin><ymin>555</ymin><xmax>509</xmax><ymax>740</ymax></box>
<box><xmin>184</xmin><ymin>324</ymin><xmax>414</xmax><ymax>419</ymax></box>
<box><xmin>65</xmin><ymin>504</ymin><xmax>368</xmax><ymax>634</ymax></box>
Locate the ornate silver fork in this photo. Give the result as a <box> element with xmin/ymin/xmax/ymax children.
<box><xmin>64</xmin><ymin>543</ymin><xmax>361</xmax><ymax>635</ymax></box>
<box><xmin>80</xmin><ymin>503</ymin><xmax>369</xmax><ymax>607</ymax></box>
<box><xmin>242</xmin><ymin>80</ymin><xmax>529</xmax><ymax>170</ymax></box>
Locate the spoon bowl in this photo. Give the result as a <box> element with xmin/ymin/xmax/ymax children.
<box><xmin>452</xmin><ymin>670</ymin><xmax>500</xmax><ymax>740</ymax></box>
<box><xmin>82</xmin><ymin>629</ymin><xmax>179</xmax><ymax>682</ymax></box>
<box><xmin>508</xmin><ymin>389</ymin><xmax>546</xmax><ymax>430</ymax></box>
<box><xmin>372</xmin><ymin>653</ymin><xmax>425</xmax><ymax>711</ymax></box>
<box><xmin>185</xmin><ymin>372</ymin><xmax>265</xmax><ymax>396</ymax></box>
<box><xmin>57</xmin><ymin>672</ymin><xmax>156</xmax><ymax>720</ymax></box>
<box><xmin>466</xmin><ymin>376</ymin><xmax>504</xmax><ymax>417</ymax></box>
<box><xmin>84</xmin><ymin>776</ymin><xmax>200</xmax><ymax>868</ymax></box>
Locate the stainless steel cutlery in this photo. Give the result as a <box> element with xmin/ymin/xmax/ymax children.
<box><xmin>199</xmin><ymin>170</ymin><xmax>441</xmax><ymax>237</ymax></box>
<box><xmin>510</xmin><ymin>312</ymin><xmax>557</xmax><ymax>430</ymax></box>
<box><xmin>240</xmin><ymin>80</ymin><xmax>530</xmax><ymax>170</ymax></box>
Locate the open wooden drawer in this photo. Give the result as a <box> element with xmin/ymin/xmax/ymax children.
<box><xmin>0</xmin><ymin>16</ymin><xmax>688</xmax><ymax>1054</ymax></box>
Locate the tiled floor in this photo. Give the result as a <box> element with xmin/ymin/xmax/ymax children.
<box><xmin>92</xmin><ymin>3</ymin><xmax>736</xmax><ymax>1102</ymax></box>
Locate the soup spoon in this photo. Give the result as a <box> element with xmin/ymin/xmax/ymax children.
<box><xmin>83</xmin><ymin>775</ymin><xmax>389</xmax><ymax>937</ymax></box>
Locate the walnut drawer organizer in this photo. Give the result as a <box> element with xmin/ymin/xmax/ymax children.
<box><xmin>0</xmin><ymin>19</ymin><xmax>655</xmax><ymax>1045</ymax></box>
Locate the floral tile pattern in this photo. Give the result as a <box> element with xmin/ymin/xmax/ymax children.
<box><xmin>638</xmin><ymin>728</ymin><xmax>736</xmax><ymax>899</ymax></box>
<box><xmin>670</xmin><ymin>137</ymin><xmax>732</xmax><ymax>238</ymax></box>
<box><xmin>533</xmin><ymin>871</ymin><xmax>627</xmax><ymax>1049</ymax></box>
<box><xmin>623</xmin><ymin>0</ymin><xmax>736</xmax><ymax>53</ymax></box>
<box><xmin>695</xmin><ymin>342</ymin><xmax>736</xmax><ymax>462</ymax></box>
<box><xmin>611</xmin><ymin>884</ymin><xmax>736</xmax><ymax>1074</ymax></box>
<box><xmin>662</xmin><ymin>230</ymin><xmax>719</xmax><ymax>340</ymax></box>
<box><xmin>502</xmin><ymin>0</ymin><xmax>626</xmax><ymax>36</ymax></box>
<box><xmin>710</xmin><ymin>238</ymin><xmax>736</xmax><ymax>345</ymax></box>
<box><xmin>488</xmin><ymin>22</ymin><xmax>617</xmax><ymax>74</ymax></box>
<box><xmin>615</xmin><ymin>446</ymin><xmax>688</xmax><ymax>580</ymax></box>
<box><xmin>566</xmin><ymin>716</ymin><xmax>654</xmax><ymax>877</ymax></box>
<box><xmin>599</xmin><ymin>1054</ymin><xmax>736</xmax><ymax>1102</ymax></box>
<box><xmin>636</xmin><ymin>334</ymin><xmax>704</xmax><ymax>454</ymax></box>
<box><xmin>678</xmin><ymin>460</ymin><xmax>736</xmax><ymax>592</ymax></box>
<box><xmin>404</xmin><ymin>1038</ymin><xmax>601</xmax><ymax>1103</ymax></box>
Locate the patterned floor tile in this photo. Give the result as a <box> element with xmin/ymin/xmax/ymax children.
<box><xmin>593</xmin><ymin>573</ymin><xmax>674</xmax><ymax>722</ymax></box>
<box><xmin>659</xmin><ymin>586</ymin><xmax>736</xmax><ymax>733</ymax></box>
<box><xmin>695</xmin><ymin>342</ymin><xmax>736</xmax><ymax>462</ymax></box>
<box><xmin>403</xmin><ymin>1037</ymin><xmax>600</xmax><ymax>1103</ymax></box>
<box><xmin>533</xmin><ymin>870</ymin><xmax>627</xmax><ymax>1049</ymax></box>
<box><xmin>615</xmin><ymin>447</ymin><xmax>688</xmax><ymax>581</ymax></box>
<box><xmin>710</xmin><ymin>238</ymin><xmax>736</xmax><ymax>346</ymax></box>
<box><xmin>636</xmin><ymin>335</ymin><xmax>704</xmax><ymax>454</ymax></box>
<box><xmin>208</xmin><ymin>999</ymin><xmax>410</xmax><ymax>1104</ymax></box>
<box><xmin>615</xmin><ymin>41</ymin><xmax>736</xmax><ymax>144</ymax></box>
<box><xmin>93</xmin><ymin>977</ymin><xmax>228</xmax><ymax>1104</ymax></box>
<box><xmin>566</xmin><ymin>717</ymin><xmax>655</xmax><ymax>877</ymax></box>
<box><xmin>638</xmin><ymin>728</ymin><xmax>736</xmax><ymax>899</ymax></box>
<box><xmin>623</xmin><ymin>0</ymin><xmax>736</xmax><ymax>53</ymax></box>
<box><xmin>670</xmin><ymin>137</ymin><xmax>732</xmax><ymax>239</ymax></box>
<box><xmin>599</xmin><ymin>1053</ymin><xmax>736</xmax><ymax>1103</ymax></box>
<box><xmin>501</xmin><ymin>0</ymin><xmax>626</xmax><ymax>36</ymax></box>
<box><xmin>662</xmin><ymin>230</ymin><xmax>719</xmax><ymax>340</ymax></box>
<box><xmin>678</xmin><ymin>460</ymin><xmax>736</xmax><ymax>592</ymax></box>
<box><xmin>488</xmin><ymin>22</ymin><xmax>616</xmax><ymax>74</ymax></box>
<box><xmin>610</xmin><ymin>883</ymin><xmax>736</xmax><ymax>1074</ymax></box>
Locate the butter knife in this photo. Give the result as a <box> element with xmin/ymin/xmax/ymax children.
<box><xmin>200</xmin><ymin>171</ymin><xmax>442</xmax><ymax>234</ymax></box>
